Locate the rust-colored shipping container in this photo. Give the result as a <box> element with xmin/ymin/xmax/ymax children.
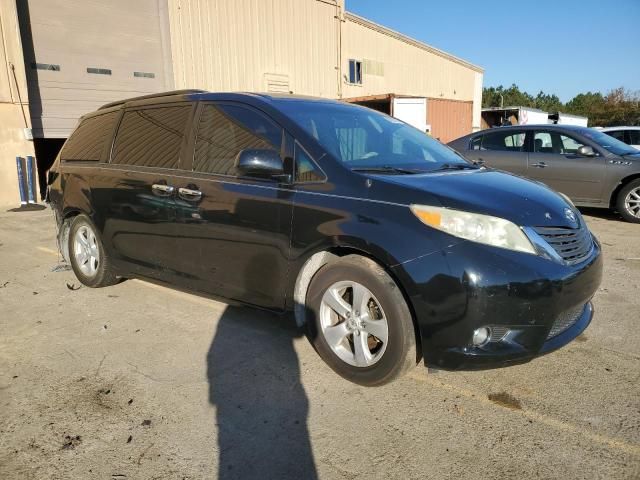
<box><xmin>427</xmin><ymin>98</ymin><xmax>473</xmax><ymax>143</ymax></box>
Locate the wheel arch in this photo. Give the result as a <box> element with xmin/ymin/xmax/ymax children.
<box><xmin>609</xmin><ymin>173</ymin><xmax>640</xmax><ymax>209</ymax></box>
<box><xmin>292</xmin><ymin>245</ymin><xmax>422</xmax><ymax>362</ymax></box>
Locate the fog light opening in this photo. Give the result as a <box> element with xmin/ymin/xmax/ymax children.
<box><xmin>472</xmin><ymin>327</ymin><xmax>491</xmax><ymax>347</ymax></box>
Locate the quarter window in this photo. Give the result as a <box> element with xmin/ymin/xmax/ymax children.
<box><xmin>295</xmin><ymin>143</ymin><xmax>324</xmax><ymax>183</ymax></box>
<box><xmin>61</xmin><ymin>111</ymin><xmax>119</xmax><ymax>162</ymax></box>
<box><xmin>193</xmin><ymin>104</ymin><xmax>282</xmax><ymax>176</ymax></box>
<box><xmin>480</xmin><ymin>131</ymin><xmax>527</xmax><ymax>152</ymax></box>
<box><xmin>111</xmin><ymin>105</ymin><xmax>191</xmax><ymax>168</ymax></box>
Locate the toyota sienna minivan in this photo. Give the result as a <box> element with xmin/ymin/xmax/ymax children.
<box><xmin>47</xmin><ymin>90</ymin><xmax>603</xmax><ymax>386</ymax></box>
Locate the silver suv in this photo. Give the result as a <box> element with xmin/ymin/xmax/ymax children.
<box><xmin>449</xmin><ymin>125</ymin><xmax>640</xmax><ymax>223</ymax></box>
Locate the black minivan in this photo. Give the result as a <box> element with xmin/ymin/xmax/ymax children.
<box><xmin>47</xmin><ymin>90</ymin><xmax>603</xmax><ymax>386</ymax></box>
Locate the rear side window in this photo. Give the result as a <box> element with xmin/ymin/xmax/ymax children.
<box><xmin>111</xmin><ymin>105</ymin><xmax>191</xmax><ymax>168</ymax></box>
<box><xmin>61</xmin><ymin>111</ymin><xmax>119</xmax><ymax>161</ymax></box>
<box><xmin>193</xmin><ymin>103</ymin><xmax>282</xmax><ymax>176</ymax></box>
<box><xmin>481</xmin><ymin>130</ymin><xmax>527</xmax><ymax>152</ymax></box>
<box><xmin>604</xmin><ymin>130</ymin><xmax>625</xmax><ymax>142</ymax></box>
<box><xmin>628</xmin><ymin>130</ymin><xmax>640</xmax><ymax>145</ymax></box>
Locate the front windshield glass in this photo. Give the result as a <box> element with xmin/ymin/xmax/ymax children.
<box><xmin>277</xmin><ymin>101</ymin><xmax>471</xmax><ymax>171</ymax></box>
<box><xmin>580</xmin><ymin>128</ymin><xmax>639</xmax><ymax>156</ymax></box>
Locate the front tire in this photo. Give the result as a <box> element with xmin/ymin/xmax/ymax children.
<box><xmin>68</xmin><ymin>214</ymin><xmax>118</xmax><ymax>287</ymax></box>
<box><xmin>616</xmin><ymin>179</ymin><xmax>640</xmax><ymax>223</ymax></box>
<box><xmin>306</xmin><ymin>255</ymin><xmax>418</xmax><ymax>386</ymax></box>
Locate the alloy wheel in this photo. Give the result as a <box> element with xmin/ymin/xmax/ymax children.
<box><xmin>624</xmin><ymin>187</ymin><xmax>640</xmax><ymax>219</ymax></box>
<box><xmin>319</xmin><ymin>281</ymin><xmax>389</xmax><ymax>367</ymax></box>
<box><xmin>74</xmin><ymin>225</ymin><xmax>99</xmax><ymax>277</ymax></box>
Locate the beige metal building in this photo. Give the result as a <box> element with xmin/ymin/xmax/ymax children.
<box><xmin>0</xmin><ymin>0</ymin><xmax>483</xmax><ymax>207</ymax></box>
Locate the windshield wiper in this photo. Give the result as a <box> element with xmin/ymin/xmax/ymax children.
<box><xmin>431</xmin><ymin>163</ymin><xmax>478</xmax><ymax>172</ymax></box>
<box><xmin>351</xmin><ymin>165</ymin><xmax>422</xmax><ymax>175</ymax></box>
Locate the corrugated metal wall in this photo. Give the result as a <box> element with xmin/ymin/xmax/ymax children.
<box><xmin>342</xmin><ymin>14</ymin><xmax>479</xmax><ymax>103</ymax></box>
<box><xmin>168</xmin><ymin>0</ymin><xmax>341</xmax><ymax>98</ymax></box>
<box><xmin>427</xmin><ymin>98</ymin><xmax>473</xmax><ymax>143</ymax></box>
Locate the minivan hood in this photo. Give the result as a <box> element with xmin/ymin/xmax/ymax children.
<box><xmin>373</xmin><ymin>169</ymin><xmax>579</xmax><ymax>228</ymax></box>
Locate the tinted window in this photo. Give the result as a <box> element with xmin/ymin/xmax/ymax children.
<box><xmin>61</xmin><ymin>111</ymin><xmax>119</xmax><ymax>161</ymax></box>
<box><xmin>533</xmin><ymin>131</ymin><xmax>585</xmax><ymax>154</ymax></box>
<box><xmin>628</xmin><ymin>130</ymin><xmax>640</xmax><ymax>145</ymax></box>
<box><xmin>295</xmin><ymin>143</ymin><xmax>324</xmax><ymax>183</ymax></box>
<box><xmin>193</xmin><ymin>103</ymin><xmax>282</xmax><ymax>175</ymax></box>
<box><xmin>604</xmin><ymin>130</ymin><xmax>625</xmax><ymax>141</ymax></box>
<box><xmin>579</xmin><ymin>128</ymin><xmax>637</xmax><ymax>155</ymax></box>
<box><xmin>481</xmin><ymin>130</ymin><xmax>526</xmax><ymax>152</ymax></box>
<box><xmin>111</xmin><ymin>105</ymin><xmax>191</xmax><ymax>168</ymax></box>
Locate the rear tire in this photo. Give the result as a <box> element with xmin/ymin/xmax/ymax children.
<box><xmin>616</xmin><ymin>179</ymin><xmax>640</xmax><ymax>223</ymax></box>
<box><xmin>305</xmin><ymin>255</ymin><xmax>417</xmax><ymax>386</ymax></box>
<box><xmin>68</xmin><ymin>214</ymin><xmax>118</xmax><ymax>287</ymax></box>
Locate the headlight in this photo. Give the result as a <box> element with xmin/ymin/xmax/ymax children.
<box><xmin>410</xmin><ymin>204</ymin><xmax>536</xmax><ymax>254</ymax></box>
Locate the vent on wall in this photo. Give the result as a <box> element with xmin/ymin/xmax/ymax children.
<box><xmin>32</xmin><ymin>63</ymin><xmax>60</xmax><ymax>71</ymax></box>
<box><xmin>363</xmin><ymin>59</ymin><xmax>384</xmax><ymax>77</ymax></box>
<box><xmin>134</xmin><ymin>71</ymin><xmax>155</xmax><ymax>78</ymax></box>
<box><xmin>264</xmin><ymin>73</ymin><xmax>290</xmax><ymax>93</ymax></box>
<box><xmin>87</xmin><ymin>68</ymin><xmax>111</xmax><ymax>75</ymax></box>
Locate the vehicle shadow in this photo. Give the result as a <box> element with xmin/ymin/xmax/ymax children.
<box><xmin>578</xmin><ymin>207</ymin><xmax>623</xmax><ymax>222</ymax></box>
<box><xmin>206</xmin><ymin>305</ymin><xmax>318</xmax><ymax>479</ymax></box>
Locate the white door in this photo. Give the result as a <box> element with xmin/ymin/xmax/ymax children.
<box><xmin>392</xmin><ymin>97</ymin><xmax>427</xmax><ymax>132</ymax></box>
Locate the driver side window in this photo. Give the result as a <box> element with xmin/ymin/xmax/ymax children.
<box><xmin>533</xmin><ymin>131</ymin><xmax>585</xmax><ymax>155</ymax></box>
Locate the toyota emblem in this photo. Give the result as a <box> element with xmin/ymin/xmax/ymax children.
<box><xmin>564</xmin><ymin>208</ymin><xmax>577</xmax><ymax>224</ymax></box>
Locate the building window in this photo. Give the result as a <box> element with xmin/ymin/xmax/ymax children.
<box><xmin>87</xmin><ymin>67</ymin><xmax>112</xmax><ymax>75</ymax></box>
<box><xmin>348</xmin><ymin>59</ymin><xmax>362</xmax><ymax>85</ymax></box>
<box><xmin>134</xmin><ymin>71</ymin><xmax>155</xmax><ymax>78</ymax></box>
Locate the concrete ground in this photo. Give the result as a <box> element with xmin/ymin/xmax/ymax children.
<box><xmin>0</xmin><ymin>207</ymin><xmax>638</xmax><ymax>480</ymax></box>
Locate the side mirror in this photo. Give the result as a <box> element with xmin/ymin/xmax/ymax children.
<box><xmin>236</xmin><ymin>149</ymin><xmax>285</xmax><ymax>179</ymax></box>
<box><xmin>577</xmin><ymin>145</ymin><xmax>596</xmax><ymax>157</ymax></box>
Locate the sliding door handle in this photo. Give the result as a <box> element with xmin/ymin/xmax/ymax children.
<box><xmin>178</xmin><ymin>187</ymin><xmax>203</xmax><ymax>202</ymax></box>
<box><xmin>530</xmin><ymin>162</ymin><xmax>547</xmax><ymax>168</ymax></box>
<box><xmin>151</xmin><ymin>183</ymin><xmax>175</xmax><ymax>196</ymax></box>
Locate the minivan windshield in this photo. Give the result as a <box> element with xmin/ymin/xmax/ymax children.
<box><xmin>278</xmin><ymin>101</ymin><xmax>473</xmax><ymax>172</ymax></box>
<box><xmin>579</xmin><ymin>128</ymin><xmax>639</xmax><ymax>156</ymax></box>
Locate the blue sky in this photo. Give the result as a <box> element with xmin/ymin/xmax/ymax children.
<box><xmin>346</xmin><ymin>0</ymin><xmax>640</xmax><ymax>102</ymax></box>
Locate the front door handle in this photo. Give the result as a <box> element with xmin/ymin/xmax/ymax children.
<box><xmin>531</xmin><ymin>162</ymin><xmax>547</xmax><ymax>168</ymax></box>
<box><xmin>152</xmin><ymin>183</ymin><xmax>175</xmax><ymax>196</ymax></box>
<box><xmin>178</xmin><ymin>187</ymin><xmax>203</xmax><ymax>202</ymax></box>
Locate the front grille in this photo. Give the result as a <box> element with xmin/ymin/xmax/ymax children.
<box><xmin>547</xmin><ymin>304</ymin><xmax>585</xmax><ymax>339</ymax></box>
<box><xmin>533</xmin><ymin>225</ymin><xmax>593</xmax><ymax>264</ymax></box>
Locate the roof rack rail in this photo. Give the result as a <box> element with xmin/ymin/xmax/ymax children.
<box><xmin>99</xmin><ymin>89</ymin><xmax>207</xmax><ymax>110</ymax></box>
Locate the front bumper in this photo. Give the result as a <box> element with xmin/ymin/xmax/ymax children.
<box><xmin>392</xmin><ymin>235</ymin><xmax>603</xmax><ymax>370</ymax></box>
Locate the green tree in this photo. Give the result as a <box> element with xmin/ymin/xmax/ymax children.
<box><xmin>483</xmin><ymin>84</ymin><xmax>640</xmax><ymax>127</ymax></box>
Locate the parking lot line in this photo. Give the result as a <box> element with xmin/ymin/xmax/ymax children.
<box><xmin>407</xmin><ymin>371</ymin><xmax>640</xmax><ymax>457</ymax></box>
<box><xmin>36</xmin><ymin>246</ymin><xmax>59</xmax><ymax>256</ymax></box>
<box><xmin>33</xmin><ymin>244</ymin><xmax>640</xmax><ymax>459</ymax></box>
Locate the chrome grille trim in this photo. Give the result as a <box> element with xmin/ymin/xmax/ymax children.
<box><xmin>532</xmin><ymin>225</ymin><xmax>593</xmax><ymax>265</ymax></box>
<box><xmin>547</xmin><ymin>304</ymin><xmax>585</xmax><ymax>339</ymax></box>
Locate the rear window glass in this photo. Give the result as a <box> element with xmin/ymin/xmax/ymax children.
<box><xmin>61</xmin><ymin>111</ymin><xmax>119</xmax><ymax>161</ymax></box>
<box><xmin>111</xmin><ymin>105</ymin><xmax>191</xmax><ymax>168</ymax></box>
<box><xmin>481</xmin><ymin>131</ymin><xmax>526</xmax><ymax>152</ymax></box>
